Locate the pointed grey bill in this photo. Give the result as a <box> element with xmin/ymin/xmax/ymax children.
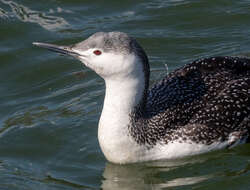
<box><xmin>32</xmin><ymin>42</ymin><xmax>81</xmax><ymax>57</ymax></box>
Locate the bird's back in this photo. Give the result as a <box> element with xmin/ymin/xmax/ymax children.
<box><xmin>140</xmin><ymin>56</ymin><xmax>250</xmax><ymax>146</ymax></box>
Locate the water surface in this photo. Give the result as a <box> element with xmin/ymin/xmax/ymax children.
<box><xmin>0</xmin><ymin>0</ymin><xmax>250</xmax><ymax>189</ymax></box>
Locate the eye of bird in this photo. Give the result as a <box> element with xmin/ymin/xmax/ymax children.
<box><xmin>93</xmin><ymin>50</ymin><xmax>102</xmax><ymax>55</ymax></box>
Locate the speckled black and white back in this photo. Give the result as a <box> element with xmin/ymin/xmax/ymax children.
<box><xmin>129</xmin><ymin>56</ymin><xmax>250</xmax><ymax>148</ymax></box>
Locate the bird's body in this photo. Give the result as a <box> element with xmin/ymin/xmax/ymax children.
<box><xmin>33</xmin><ymin>32</ymin><xmax>250</xmax><ymax>164</ymax></box>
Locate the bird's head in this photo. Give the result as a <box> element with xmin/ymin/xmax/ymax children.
<box><xmin>33</xmin><ymin>32</ymin><xmax>149</xmax><ymax>82</ymax></box>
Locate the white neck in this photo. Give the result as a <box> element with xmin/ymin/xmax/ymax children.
<box><xmin>98</xmin><ymin>59</ymin><xmax>146</xmax><ymax>163</ymax></box>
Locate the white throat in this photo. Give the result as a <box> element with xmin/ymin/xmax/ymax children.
<box><xmin>97</xmin><ymin>56</ymin><xmax>146</xmax><ymax>163</ymax></box>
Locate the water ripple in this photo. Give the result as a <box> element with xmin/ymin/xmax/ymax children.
<box><xmin>143</xmin><ymin>0</ymin><xmax>189</xmax><ymax>9</ymax></box>
<box><xmin>0</xmin><ymin>0</ymin><xmax>69</xmax><ymax>31</ymax></box>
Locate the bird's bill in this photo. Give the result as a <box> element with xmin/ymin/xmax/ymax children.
<box><xmin>32</xmin><ymin>42</ymin><xmax>80</xmax><ymax>57</ymax></box>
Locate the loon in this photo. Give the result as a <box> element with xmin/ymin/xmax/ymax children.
<box><xmin>33</xmin><ymin>32</ymin><xmax>250</xmax><ymax>164</ymax></box>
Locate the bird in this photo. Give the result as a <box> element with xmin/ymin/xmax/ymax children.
<box><xmin>33</xmin><ymin>32</ymin><xmax>250</xmax><ymax>164</ymax></box>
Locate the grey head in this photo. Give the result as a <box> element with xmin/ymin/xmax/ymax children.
<box><xmin>74</xmin><ymin>32</ymin><xmax>138</xmax><ymax>54</ymax></box>
<box><xmin>33</xmin><ymin>32</ymin><xmax>149</xmax><ymax>82</ymax></box>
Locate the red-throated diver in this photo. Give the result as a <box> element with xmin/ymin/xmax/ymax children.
<box><xmin>33</xmin><ymin>32</ymin><xmax>250</xmax><ymax>164</ymax></box>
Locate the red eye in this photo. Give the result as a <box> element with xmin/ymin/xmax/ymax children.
<box><xmin>93</xmin><ymin>50</ymin><xmax>102</xmax><ymax>55</ymax></box>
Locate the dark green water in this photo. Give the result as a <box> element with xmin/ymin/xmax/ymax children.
<box><xmin>0</xmin><ymin>0</ymin><xmax>250</xmax><ymax>189</ymax></box>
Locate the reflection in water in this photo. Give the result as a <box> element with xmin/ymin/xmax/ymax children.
<box><xmin>1</xmin><ymin>0</ymin><xmax>69</xmax><ymax>31</ymax></box>
<box><xmin>160</xmin><ymin>176</ymin><xmax>209</xmax><ymax>188</ymax></box>
<box><xmin>102</xmin><ymin>158</ymin><xmax>211</xmax><ymax>190</ymax></box>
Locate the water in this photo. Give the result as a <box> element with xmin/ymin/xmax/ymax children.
<box><xmin>0</xmin><ymin>0</ymin><xmax>250</xmax><ymax>189</ymax></box>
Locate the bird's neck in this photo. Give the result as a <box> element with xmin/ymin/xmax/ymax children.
<box><xmin>105</xmin><ymin>76</ymin><xmax>146</xmax><ymax>114</ymax></box>
<box><xmin>98</xmin><ymin>69</ymin><xmax>148</xmax><ymax>163</ymax></box>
